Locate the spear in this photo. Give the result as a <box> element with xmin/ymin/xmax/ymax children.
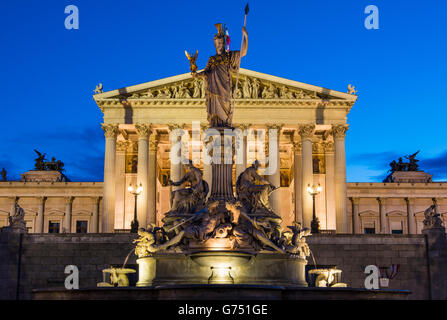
<box><xmin>232</xmin><ymin>3</ymin><xmax>249</xmax><ymax>101</ymax></box>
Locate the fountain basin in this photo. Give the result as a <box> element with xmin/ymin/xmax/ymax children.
<box><xmin>189</xmin><ymin>251</ymin><xmax>253</xmax><ymax>284</ymax></box>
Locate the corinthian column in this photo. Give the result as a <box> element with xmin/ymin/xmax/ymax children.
<box><xmin>169</xmin><ymin>124</ymin><xmax>184</xmax><ymax>192</ymax></box>
<box><xmin>148</xmin><ymin>131</ymin><xmax>159</xmax><ymax>225</ymax></box>
<box><xmin>332</xmin><ymin>124</ymin><xmax>349</xmax><ymax>233</ymax></box>
<box><xmin>235</xmin><ymin>124</ymin><xmax>250</xmax><ymax>180</ymax></box>
<box><xmin>63</xmin><ymin>197</ymin><xmax>74</xmax><ymax>233</ymax></box>
<box><xmin>266</xmin><ymin>124</ymin><xmax>283</xmax><ymax>215</ymax></box>
<box><xmin>101</xmin><ymin>123</ymin><xmax>119</xmax><ymax>233</ymax></box>
<box><xmin>323</xmin><ymin>141</ymin><xmax>336</xmax><ymax>230</ymax></box>
<box><xmin>115</xmin><ymin>140</ymin><xmax>128</xmax><ymax>229</ymax></box>
<box><xmin>35</xmin><ymin>197</ymin><xmax>46</xmax><ymax>233</ymax></box>
<box><xmin>135</xmin><ymin>124</ymin><xmax>151</xmax><ymax>229</ymax></box>
<box><xmin>299</xmin><ymin>124</ymin><xmax>315</xmax><ymax>229</ymax></box>
<box><xmin>293</xmin><ymin>141</ymin><xmax>302</xmax><ymax>224</ymax></box>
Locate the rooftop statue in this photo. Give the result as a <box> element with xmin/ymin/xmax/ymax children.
<box><xmin>388</xmin><ymin>151</ymin><xmax>420</xmax><ymax>173</ymax></box>
<box><xmin>186</xmin><ymin>23</ymin><xmax>248</xmax><ymax>127</ymax></box>
<box><xmin>33</xmin><ymin>150</ymin><xmax>65</xmax><ymax>172</ymax></box>
<box><xmin>1</xmin><ymin>168</ymin><xmax>6</xmax><ymax>181</ymax></box>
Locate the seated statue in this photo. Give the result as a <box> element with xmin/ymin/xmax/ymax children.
<box><xmin>236</xmin><ymin>160</ymin><xmax>278</xmax><ymax>215</ymax></box>
<box><xmin>166</xmin><ymin>160</ymin><xmax>209</xmax><ymax>216</ymax></box>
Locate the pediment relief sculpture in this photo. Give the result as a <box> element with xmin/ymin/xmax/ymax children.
<box><xmin>121</xmin><ymin>76</ymin><xmax>327</xmax><ymax>101</ymax></box>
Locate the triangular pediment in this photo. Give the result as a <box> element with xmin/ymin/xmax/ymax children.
<box><xmin>93</xmin><ymin>68</ymin><xmax>357</xmax><ymax>102</ymax></box>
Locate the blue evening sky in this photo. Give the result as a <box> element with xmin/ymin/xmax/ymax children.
<box><xmin>1</xmin><ymin>0</ymin><xmax>446</xmax><ymax>182</ymax></box>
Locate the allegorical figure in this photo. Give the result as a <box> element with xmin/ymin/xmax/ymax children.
<box><xmin>236</xmin><ymin>160</ymin><xmax>277</xmax><ymax>214</ymax></box>
<box><xmin>167</xmin><ymin>161</ymin><xmax>209</xmax><ymax>215</ymax></box>
<box><xmin>188</xmin><ymin>23</ymin><xmax>248</xmax><ymax>127</ymax></box>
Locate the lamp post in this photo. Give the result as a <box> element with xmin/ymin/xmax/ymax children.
<box><xmin>128</xmin><ymin>183</ymin><xmax>143</xmax><ymax>233</ymax></box>
<box><xmin>307</xmin><ymin>184</ymin><xmax>322</xmax><ymax>234</ymax></box>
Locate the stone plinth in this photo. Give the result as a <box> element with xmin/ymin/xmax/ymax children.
<box><xmin>21</xmin><ymin>171</ymin><xmax>67</xmax><ymax>182</ymax></box>
<box><xmin>32</xmin><ymin>286</ymin><xmax>410</xmax><ymax>300</ymax></box>
<box><xmin>384</xmin><ymin>171</ymin><xmax>432</xmax><ymax>183</ymax></box>
<box><xmin>136</xmin><ymin>257</ymin><xmax>156</xmax><ymax>287</ymax></box>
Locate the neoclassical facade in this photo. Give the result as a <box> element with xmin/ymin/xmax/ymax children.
<box><xmin>0</xmin><ymin>69</ymin><xmax>446</xmax><ymax>233</ymax></box>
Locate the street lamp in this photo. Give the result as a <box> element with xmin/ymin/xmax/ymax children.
<box><xmin>307</xmin><ymin>184</ymin><xmax>322</xmax><ymax>234</ymax></box>
<box><xmin>128</xmin><ymin>183</ymin><xmax>143</xmax><ymax>233</ymax></box>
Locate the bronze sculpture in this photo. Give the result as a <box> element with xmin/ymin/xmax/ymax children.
<box><xmin>166</xmin><ymin>161</ymin><xmax>209</xmax><ymax>216</ymax></box>
<box><xmin>236</xmin><ymin>160</ymin><xmax>277</xmax><ymax>215</ymax></box>
<box><xmin>187</xmin><ymin>23</ymin><xmax>248</xmax><ymax>127</ymax></box>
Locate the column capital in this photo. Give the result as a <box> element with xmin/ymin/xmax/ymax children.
<box><xmin>322</xmin><ymin>141</ymin><xmax>335</xmax><ymax>153</ymax></box>
<box><xmin>298</xmin><ymin>124</ymin><xmax>315</xmax><ymax>141</ymax></box>
<box><xmin>65</xmin><ymin>196</ymin><xmax>74</xmax><ymax>205</ymax></box>
<box><xmin>234</xmin><ymin>123</ymin><xmax>251</xmax><ymax>131</ymax></box>
<box><xmin>293</xmin><ymin>141</ymin><xmax>302</xmax><ymax>153</ymax></box>
<box><xmin>376</xmin><ymin>197</ymin><xmax>387</xmax><ymax>204</ymax></box>
<box><xmin>168</xmin><ymin>123</ymin><xmax>183</xmax><ymax>132</ymax></box>
<box><xmin>149</xmin><ymin>133</ymin><xmax>159</xmax><ymax>152</ymax></box>
<box><xmin>101</xmin><ymin>123</ymin><xmax>119</xmax><ymax>139</ymax></box>
<box><xmin>116</xmin><ymin>140</ymin><xmax>130</xmax><ymax>152</ymax></box>
<box><xmin>266</xmin><ymin>123</ymin><xmax>284</xmax><ymax>131</ymax></box>
<box><xmin>38</xmin><ymin>196</ymin><xmax>47</xmax><ymax>204</ymax></box>
<box><xmin>135</xmin><ymin>123</ymin><xmax>152</xmax><ymax>140</ymax></box>
<box><xmin>92</xmin><ymin>196</ymin><xmax>102</xmax><ymax>204</ymax></box>
<box><xmin>331</xmin><ymin>124</ymin><xmax>349</xmax><ymax>139</ymax></box>
<box><xmin>405</xmin><ymin>197</ymin><xmax>415</xmax><ymax>205</ymax></box>
<box><xmin>350</xmin><ymin>197</ymin><xmax>360</xmax><ymax>205</ymax></box>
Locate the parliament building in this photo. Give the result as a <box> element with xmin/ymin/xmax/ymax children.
<box><xmin>1</xmin><ymin>69</ymin><xmax>446</xmax><ymax>235</ymax></box>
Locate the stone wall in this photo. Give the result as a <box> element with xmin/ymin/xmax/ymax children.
<box><xmin>307</xmin><ymin>235</ymin><xmax>430</xmax><ymax>299</ymax></box>
<box><xmin>1</xmin><ymin>233</ymin><xmax>445</xmax><ymax>300</ymax></box>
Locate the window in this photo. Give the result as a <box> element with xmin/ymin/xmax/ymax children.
<box><xmin>390</xmin><ymin>221</ymin><xmax>403</xmax><ymax>235</ymax></box>
<box><xmin>76</xmin><ymin>221</ymin><xmax>88</xmax><ymax>233</ymax></box>
<box><xmin>49</xmin><ymin>221</ymin><xmax>60</xmax><ymax>234</ymax></box>
<box><xmin>364</xmin><ymin>228</ymin><xmax>375</xmax><ymax>234</ymax></box>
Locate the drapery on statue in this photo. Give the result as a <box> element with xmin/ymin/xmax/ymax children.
<box><xmin>186</xmin><ymin>23</ymin><xmax>248</xmax><ymax>127</ymax></box>
<box><xmin>166</xmin><ymin>160</ymin><xmax>209</xmax><ymax>216</ymax></box>
<box><xmin>236</xmin><ymin>160</ymin><xmax>278</xmax><ymax>215</ymax></box>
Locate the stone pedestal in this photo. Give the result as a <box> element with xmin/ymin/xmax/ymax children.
<box><xmin>385</xmin><ymin>171</ymin><xmax>432</xmax><ymax>183</ymax></box>
<box><xmin>136</xmin><ymin>257</ymin><xmax>156</xmax><ymax>287</ymax></box>
<box><xmin>20</xmin><ymin>171</ymin><xmax>67</xmax><ymax>182</ymax></box>
<box><xmin>209</xmin><ymin>128</ymin><xmax>235</xmax><ymax>203</ymax></box>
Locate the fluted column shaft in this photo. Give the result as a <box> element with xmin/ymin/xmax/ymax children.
<box><xmin>148</xmin><ymin>132</ymin><xmax>158</xmax><ymax>225</ymax></box>
<box><xmin>91</xmin><ymin>197</ymin><xmax>100</xmax><ymax>233</ymax></box>
<box><xmin>293</xmin><ymin>142</ymin><xmax>302</xmax><ymax>224</ymax></box>
<box><xmin>299</xmin><ymin>124</ymin><xmax>315</xmax><ymax>229</ymax></box>
<box><xmin>267</xmin><ymin>124</ymin><xmax>282</xmax><ymax>215</ymax></box>
<box><xmin>63</xmin><ymin>197</ymin><xmax>74</xmax><ymax>233</ymax></box>
<box><xmin>323</xmin><ymin>142</ymin><xmax>336</xmax><ymax>230</ymax></box>
<box><xmin>332</xmin><ymin>125</ymin><xmax>349</xmax><ymax>233</ymax></box>
<box><xmin>405</xmin><ymin>198</ymin><xmax>416</xmax><ymax>234</ymax></box>
<box><xmin>115</xmin><ymin>141</ymin><xmax>128</xmax><ymax>229</ymax></box>
<box><xmin>136</xmin><ymin>124</ymin><xmax>150</xmax><ymax>229</ymax></box>
<box><xmin>102</xmin><ymin>123</ymin><xmax>118</xmax><ymax>233</ymax></box>
<box><xmin>235</xmin><ymin>124</ymin><xmax>249</xmax><ymax>180</ymax></box>
<box><xmin>36</xmin><ymin>197</ymin><xmax>46</xmax><ymax>233</ymax></box>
